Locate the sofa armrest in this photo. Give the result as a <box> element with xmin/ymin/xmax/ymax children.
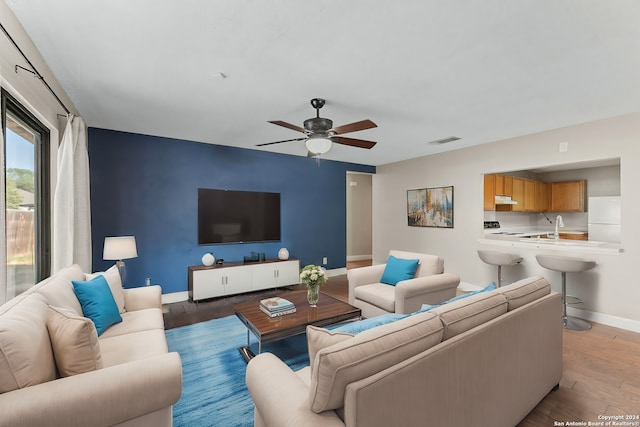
<box><xmin>0</xmin><ymin>352</ymin><xmax>182</xmax><ymax>427</ymax></box>
<box><xmin>246</xmin><ymin>352</ymin><xmax>344</xmax><ymax>427</ymax></box>
<box><xmin>123</xmin><ymin>285</ymin><xmax>162</xmax><ymax>311</ymax></box>
<box><xmin>346</xmin><ymin>264</ymin><xmax>386</xmax><ymax>304</ymax></box>
<box><xmin>394</xmin><ymin>273</ymin><xmax>460</xmax><ymax>313</ymax></box>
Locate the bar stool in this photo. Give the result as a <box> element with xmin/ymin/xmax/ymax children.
<box><xmin>477</xmin><ymin>250</ymin><xmax>523</xmax><ymax>288</ymax></box>
<box><xmin>535</xmin><ymin>254</ymin><xmax>596</xmax><ymax>331</ymax></box>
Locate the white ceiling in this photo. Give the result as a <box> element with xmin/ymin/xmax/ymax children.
<box><xmin>6</xmin><ymin>0</ymin><xmax>640</xmax><ymax>166</ymax></box>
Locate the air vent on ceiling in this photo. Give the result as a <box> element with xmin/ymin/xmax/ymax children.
<box><xmin>428</xmin><ymin>136</ymin><xmax>461</xmax><ymax>145</ymax></box>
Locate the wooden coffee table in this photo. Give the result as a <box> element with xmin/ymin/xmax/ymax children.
<box><xmin>234</xmin><ymin>290</ymin><xmax>361</xmax><ymax>362</ymax></box>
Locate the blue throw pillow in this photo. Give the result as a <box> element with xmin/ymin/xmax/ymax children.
<box><xmin>417</xmin><ymin>282</ymin><xmax>496</xmax><ymax>313</ymax></box>
<box><xmin>380</xmin><ymin>255</ymin><xmax>420</xmax><ymax>286</ymax></box>
<box><xmin>72</xmin><ymin>275</ymin><xmax>122</xmax><ymax>336</ymax></box>
<box><xmin>330</xmin><ymin>313</ymin><xmax>407</xmax><ymax>334</ymax></box>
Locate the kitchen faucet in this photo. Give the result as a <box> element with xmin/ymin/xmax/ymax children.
<box><xmin>554</xmin><ymin>215</ymin><xmax>565</xmax><ymax>240</ymax></box>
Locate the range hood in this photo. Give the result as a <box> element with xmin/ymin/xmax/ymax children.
<box><xmin>495</xmin><ymin>196</ymin><xmax>518</xmax><ymax>205</ymax></box>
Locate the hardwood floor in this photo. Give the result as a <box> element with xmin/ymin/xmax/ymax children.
<box><xmin>163</xmin><ymin>268</ymin><xmax>640</xmax><ymax>425</ymax></box>
<box><xmin>519</xmin><ymin>323</ymin><xmax>640</xmax><ymax>426</ymax></box>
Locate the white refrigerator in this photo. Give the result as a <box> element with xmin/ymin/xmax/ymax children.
<box><xmin>588</xmin><ymin>196</ymin><xmax>621</xmax><ymax>243</ymax></box>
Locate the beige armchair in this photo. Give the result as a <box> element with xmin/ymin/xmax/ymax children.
<box><xmin>347</xmin><ymin>250</ymin><xmax>460</xmax><ymax>318</ymax></box>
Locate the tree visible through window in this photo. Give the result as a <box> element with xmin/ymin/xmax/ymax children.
<box><xmin>2</xmin><ymin>89</ymin><xmax>50</xmax><ymax>300</ymax></box>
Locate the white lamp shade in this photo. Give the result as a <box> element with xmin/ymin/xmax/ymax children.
<box><xmin>306</xmin><ymin>137</ymin><xmax>332</xmax><ymax>154</ymax></box>
<box><xmin>103</xmin><ymin>236</ymin><xmax>138</xmax><ymax>260</ymax></box>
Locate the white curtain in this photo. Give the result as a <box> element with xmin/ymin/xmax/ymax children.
<box><xmin>52</xmin><ymin>115</ymin><xmax>91</xmax><ymax>273</ymax></box>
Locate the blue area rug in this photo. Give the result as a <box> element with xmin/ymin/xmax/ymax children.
<box><xmin>165</xmin><ymin>315</ymin><xmax>310</xmax><ymax>427</ymax></box>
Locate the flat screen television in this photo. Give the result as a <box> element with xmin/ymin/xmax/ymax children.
<box><xmin>198</xmin><ymin>188</ymin><xmax>281</xmax><ymax>245</ymax></box>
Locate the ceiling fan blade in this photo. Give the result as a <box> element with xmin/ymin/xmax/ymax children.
<box><xmin>333</xmin><ymin>136</ymin><xmax>377</xmax><ymax>149</ymax></box>
<box><xmin>256</xmin><ymin>137</ymin><xmax>307</xmax><ymax>147</ymax></box>
<box><xmin>268</xmin><ymin>120</ymin><xmax>307</xmax><ymax>133</ymax></box>
<box><xmin>330</xmin><ymin>119</ymin><xmax>377</xmax><ymax>135</ymax></box>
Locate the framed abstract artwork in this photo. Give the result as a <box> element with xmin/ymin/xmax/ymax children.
<box><xmin>407</xmin><ymin>186</ymin><xmax>453</xmax><ymax>228</ymax></box>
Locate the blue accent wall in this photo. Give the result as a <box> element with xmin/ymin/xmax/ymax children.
<box><xmin>88</xmin><ymin>128</ymin><xmax>375</xmax><ymax>294</ymax></box>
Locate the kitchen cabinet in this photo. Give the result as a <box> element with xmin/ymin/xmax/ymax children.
<box><xmin>495</xmin><ymin>175</ymin><xmax>512</xmax><ymax>197</ymax></box>
<box><xmin>523</xmin><ymin>179</ymin><xmax>536</xmax><ymax>211</ymax></box>
<box><xmin>484</xmin><ymin>174</ymin><xmax>496</xmax><ymax>211</ymax></box>
<box><xmin>559</xmin><ymin>232</ymin><xmax>588</xmax><ymax>241</ymax></box>
<box><xmin>509</xmin><ymin>177</ymin><xmax>538</xmax><ymax>212</ymax></box>
<box><xmin>550</xmin><ymin>180</ymin><xmax>585</xmax><ymax>212</ymax></box>
<box><xmin>511</xmin><ymin>178</ymin><xmax>525</xmax><ymax>212</ymax></box>
<box><xmin>485</xmin><ymin>174</ymin><xmax>515</xmax><ymax>211</ymax></box>
<box><xmin>534</xmin><ymin>181</ymin><xmax>549</xmax><ymax>212</ymax></box>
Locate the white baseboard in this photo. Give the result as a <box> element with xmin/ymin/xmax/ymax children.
<box><xmin>162</xmin><ymin>291</ymin><xmax>189</xmax><ymax>305</ymax></box>
<box><xmin>568</xmin><ymin>306</ymin><xmax>640</xmax><ymax>333</ymax></box>
<box><xmin>346</xmin><ymin>255</ymin><xmax>372</xmax><ymax>262</ymax></box>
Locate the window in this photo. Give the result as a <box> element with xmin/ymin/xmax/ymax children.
<box><xmin>2</xmin><ymin>89</ymin><xmax>50</xmax><ymax>300</ymax></box>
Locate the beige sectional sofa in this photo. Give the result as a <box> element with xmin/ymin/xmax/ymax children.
<box><xmin>0</xmin><ymin>264</ymin><xmax>182</xmax><ymax>427</ymax></box>
<box><xmin>246</xmin><ymin>276</ymin><xmax>562</xmax><ymax>427</ymax></box>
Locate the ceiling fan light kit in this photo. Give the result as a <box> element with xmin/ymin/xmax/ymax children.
<box><xmin>306</xmin><ymin>136</ymin><xmax>332</xmax><ymax>155</ymax></box>
<box><xmin>258</xmin><ymin>98</ymin><xmax>378</xmax><ymax>157</ymax></box>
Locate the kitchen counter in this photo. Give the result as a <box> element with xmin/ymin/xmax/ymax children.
<box><xmin>484</xmin><ymin>227</ymin><xmax>587</xmax><ymax>240</ymax></box>
<box><xmin>478</xmin><ymin>236</ymin><xmax>622</xmax><ymax>255</ymax></box>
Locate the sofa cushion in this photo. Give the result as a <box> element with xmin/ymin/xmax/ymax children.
<box><xmin>431</xmin><ymin>292</ymin><xmax>508</xmax><ymax>340</ymax></box>
<box><xmin>309</xmin><ymin>311</ymin><xmax>443</xmax><ymax>413</ymax></box>
<box><xmin>0</xmin><ymin>293</ymin><xmax>57</xmax><ymax>393</ymax></box>
<box><xmin>46</xmin><ymin>306</ymin><xmax>103</xmax><ymax>377</ymax></box>
<box><xmin>353</xmin><ymin>283</ymin><xmax>396</xmax><ymax>312</ymax></box>
<box><xmin>99</xmin><ymin>329</ymin><xmax>169</xmax><ymax>367</ymax></box>
<box><xmin>306</xmin><ymin>326</ymin><xmax>354</xmax><ymax>373</ymax></box>
<box><xmin>380</xmin><ymin>255</ymin><xmax>420</xmax><ymax>285</ymax></box>
<box><xmin>496</xmin><ymin>276</ymin><xmax>550</xmax><ymax>311</ymax></box>
<box><xmin>33</xmin><ymin>264</ymin><xmax>85</xmax><ymax>315</ymax></box>
<box><xmin>72</xmin><ymin>275</ymin><xmax>123</xmax><ymax>336</ymax></box>
<box><xmin>86</xmin><ymin>265</ymin><xmax>125</xmax><ymax>313</ymax></box>
<box><xmin>99</xmin><ymin>308</ymin><xmax>165</xmax><ymax>339</ymax></box>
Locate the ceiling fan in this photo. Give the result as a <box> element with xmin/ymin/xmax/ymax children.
<box><xmin>257</xmin><ymin>98</ymin><xmax>377</xmax><ymax>156</ymax></box>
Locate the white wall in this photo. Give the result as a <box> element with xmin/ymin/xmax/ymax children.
<box><xmin>373</xmin><ymin>113</ymin><xmax>640</xmax><ymax>331</ymax></box>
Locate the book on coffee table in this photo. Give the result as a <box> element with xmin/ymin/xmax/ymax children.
<box><xmin>259</xmin><ymin>297</ymin><xmax>295</xmax><ymax>312</ymax></box>
<box><xmin>259</xmin><ymin>305</ymin><xmax>296</xmax><ymax>317</ymax></box>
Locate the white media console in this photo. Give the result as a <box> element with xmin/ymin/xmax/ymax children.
<box><xmin>187</xmin><ymin>258</ymin><xmax>300</xmax><ymax>302</ymax></box>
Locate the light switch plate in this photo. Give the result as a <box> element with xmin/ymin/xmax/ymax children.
<box><xmin>559</xmin><ymin>141</ymin><xmax>568</xmax><ymax>152</ymax></box>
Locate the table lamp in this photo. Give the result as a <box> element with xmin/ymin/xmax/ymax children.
<box><xmin>103</xmin><ymin>236</ymin><xmax>138</xmax><ymax>285</ymax></box>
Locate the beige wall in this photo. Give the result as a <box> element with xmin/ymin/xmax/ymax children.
<box><xmin>373</xmin><ymin>113</ymin><xmax>640</xmax><ymax>331</ymax></box>
<box><xmin>346</xmin><ymin>172</ymin><xmax>372</xmax><ymax>260</ymax></box>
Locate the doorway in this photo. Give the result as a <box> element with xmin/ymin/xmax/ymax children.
<box><xmin>346</xmin><ymin>172</ymin><xmax>372</xmax><ymax>269</ymax></box>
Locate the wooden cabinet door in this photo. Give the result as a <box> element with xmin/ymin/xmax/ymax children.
<box><xmin>494</xmin><ymin>174</ymin><xmax>504</xmax><ymax>195</ymax></box>
<box><xmin>551</xmin><ymin>180</ymin><xmax>585</xmax><ymax>212</ymax></box>
<box><xmin>484</xmin><ymin>174</ymin><xmax>496</xmax><ymax>211</ymax></box>
<box><xmin>511</xmin><ymin>178</ymin><xmax>524</xmax><ymax>212</ymax></box>
<box><xmin>523</xmin><ymin>179</ymin><xmax>536</xmax><ymax>211</ymax></box>
<box><xmin>503</xmin><ymin>176</ymin><xmax>513</xmax><ymax>197</ymax></box>
<box><xmin>535</xmin><ymin>181</ymin><xmax>549</xmax><ymax>212</ymax></box>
